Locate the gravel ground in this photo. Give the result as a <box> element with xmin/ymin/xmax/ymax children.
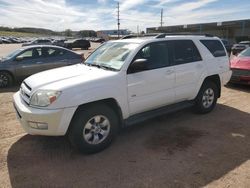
<box><xmin>0</xmin><ymin>44</ymin><xmax>250</xmax><ymax>188</ymax></box>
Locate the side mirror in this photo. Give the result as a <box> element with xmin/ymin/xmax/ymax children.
<box><xmin>128</xmin><ymin>59</ymin><xmax>148</xmax><ymax>73</ymax></box>
<box><xmin>15</xmin><ymin>56</ymin><xmax>23</xmax><ymax>61</ymax></box>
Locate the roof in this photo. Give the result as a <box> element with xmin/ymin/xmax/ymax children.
<box><xmin>117</xmin><ymin>33</ymin><xmax>218</xmax><ymax>44</ymax></box>
<box><xmin>20</xmin><ymin>45</ymin><xmax>69</xmax><ymax>51</ymax></box>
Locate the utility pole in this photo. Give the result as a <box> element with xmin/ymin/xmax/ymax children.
<box><xmin>160</xmin><ymin>8</ymin><xmax>163</xmax><ymax>27</ymax></box>
<box><xmin>117</xmin><ymin>2</ymin><xmax>120</xmax><ymax>38</ymax></box>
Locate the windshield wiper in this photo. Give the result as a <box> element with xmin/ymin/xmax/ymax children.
<box><xmin>98</xmin><ymin>64</ymin><xmax>118</xmax><ymax>71</ymax></box>
<box><xmin>83</xmin><ymin>62</ymin><xmax>118</xmax><ymax>71</ymax></box>
<box><xmin>83</xmin><ymin>62</ymin><xmax>101</xmax><ymax>68</ymax></box>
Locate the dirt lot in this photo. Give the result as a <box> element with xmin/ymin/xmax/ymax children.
<box><xmin>0</xmin><ymin>44</ymin><xmax>250</xmax><ymax>188</ymax></box>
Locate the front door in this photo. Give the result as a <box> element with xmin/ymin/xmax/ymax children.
<box><xmin>127</xmin><ymin>41</ymin><xmax>175</xmax><ymax>116</ymax></box>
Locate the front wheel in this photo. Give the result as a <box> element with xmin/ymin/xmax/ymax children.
<box><xmin>194</xmin><ymin>81</ymin><xmax>218</xmax><ymax>114</ymax></box>
<box><xmin>0</xmin><ymin>72</ymin><xmax>13</xmax><ymax>88</ymax></box>
<box><xmin>68</xmin><ymin>104</ymin><xmax>118</xmax><ymax>154</ymax></box>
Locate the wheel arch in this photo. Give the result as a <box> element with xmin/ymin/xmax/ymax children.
<box><xmin>203</xmin><ymin>74</ymin><xmax>221</xmax><ymax>98</ymax></box>
<box><xmin>66</xmin><ymin>98</ymin><xmax>123</xmax><ymax>135</ymax></box>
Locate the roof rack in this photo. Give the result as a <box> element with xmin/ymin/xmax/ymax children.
<box><xmin>120</xmin><ymin>33</ymin><xmax>214</xmax><ymax>39</ymax></box>
<box><xmin>155</xmin><ymin>33</ymin><xmax>214</xmax><ymax>38</ymax></box>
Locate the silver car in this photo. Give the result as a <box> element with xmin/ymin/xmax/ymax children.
<box><xmin>0</xmin><ymin>45</ymin><xmax>84</xmax><ymax>87</ymax></box>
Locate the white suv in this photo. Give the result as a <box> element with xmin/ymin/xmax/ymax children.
<box><xmin>13</xmin><ymin>34</ymin><xmax>232</xmax><ymax>153</ymax></box>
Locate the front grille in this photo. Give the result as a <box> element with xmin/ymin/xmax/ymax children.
<box><xmin>20</xmin><ymin>82</ymin><xmax>32</xmax><ymax>104</ymax></box>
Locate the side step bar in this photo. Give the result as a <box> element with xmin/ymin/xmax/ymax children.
<box><xmin>124</xmin><ymin>101</ymin><xmax>194</xmax><ymax>127</ymax></box>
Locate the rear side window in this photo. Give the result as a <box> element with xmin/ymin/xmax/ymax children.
<box><xmin>200</xmin><ymin>40</ymin><xmax>226</xmax><ymax>57</ymax></box>
<box><xmin>171</xmin><ymin>40</ymin><xmax>202</xmax><ymax>65</ymax></box>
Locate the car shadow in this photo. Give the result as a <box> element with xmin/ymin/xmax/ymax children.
<box><xmin>0</xmin><ymin>85</ymin><xmax>19</xmax><ymax>93</ymax></box>
<box><xmin>225</xmin><ymin>83</ymin><xmax>250</xmax><ymax>93</ymax></box>
<box><xmin>7</xmin><ymin>104</ymin><xmax>250</xmax><ymax>187</ymax></box>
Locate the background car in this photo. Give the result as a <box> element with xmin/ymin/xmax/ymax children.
<box><xmin>230</xmin><ymin>47</ymin><xmax>250</xmax><ymax>85</ymax></box>
<box><xmin>0</xmin><ymin>45</ymin><xmax>84</xmax><ymax>87</ymax></box>
<box><xmin>231</xmin><ymin>41</ymin><xmax>250</xmax><ymax>56</ymax></box>
<box><xmin>52</xmin><ymin>39</ymin><xmax>66</xmax><ymax>47</ymax></box>
<box><xmin>64</xmin><ymin>39</ymin><xmax>90</xmax><ymax>50</ymax></box>
<box><xmin>221</xmin><ymin>39</ymin><xmax>233</xmax><ymax>54</ymax></box>
<box><xmin>22</xmin><ymin>39</ymin><xmax>52</xmax><ymax>46</ymax></box>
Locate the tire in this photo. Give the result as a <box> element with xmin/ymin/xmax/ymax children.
<box><xmin>68</xmin><ymin>104</ymin><xmax>118</xmax><ymax>154</ymax></box>
<box><xmin>0</xmin><ymin>71</ymin><xmax>13</xmax><ymax>88</ymax></box>
<box><xmin>194</xmin><ymin>81</ymin><xmax>218</xmax><ymax>114</ymax></box>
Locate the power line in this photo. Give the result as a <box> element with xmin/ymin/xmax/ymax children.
<box><xmin>117</xmin><ymin>2</ymin><xmax>120</xmax><ymax>38</ymax></box>
<box><xmin>160</xmin><ymin>8</ymin><xmax>164</xmax><ymax>27</ymax></box>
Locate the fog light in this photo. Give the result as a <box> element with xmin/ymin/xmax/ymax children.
<box><xmin>28</xmin><ymin>122</ymin><xmax>38</xmax><ymax>129</ymax></box>
<box><xmin>28</xmin><ymin>121</ymin><xmax>48</xmax><ymax>130</ymax></box>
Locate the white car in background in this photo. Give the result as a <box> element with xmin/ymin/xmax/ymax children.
<box><xmin>13</xmin><ymin>34</ymin><xmax>232</xmax><ymax>153</ymax></box>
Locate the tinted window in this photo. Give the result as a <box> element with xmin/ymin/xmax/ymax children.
<box><xmin>133</xmin><ymin>42</ymin><xmax>170</xmax><ymax>70</ymax></box>
<box><xmin>42</xmin><ymin>48</ymin><xmax>65</xmax><ymax>57</ymax></box>
<box><xmin>17</xmin><ymin>48</ymin><xmax>42</xmax><ymax>60</ymax></box>
<box><xmin>200</xmin><ymin>40</ymin><xmax>226</xmax><ymax>57</ymax></box>
<box><xmin>171</xmin><ymin>40</ymin><xmax>202</xmax><ymax>65</ymax></box>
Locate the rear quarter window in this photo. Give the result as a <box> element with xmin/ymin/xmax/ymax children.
<box><xmin>200</xmin><ymin>40</ymin><xmax>226</xmax><ymax>57</ymax></box>
<box><xmin>171</xmin><ymin>40</ymin><xmax>202</xmax><ymax>65</ymax></box>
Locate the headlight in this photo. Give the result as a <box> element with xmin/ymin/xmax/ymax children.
<box><xmin>30</xmin><ymin>90</ymin><xmax>61</xmax><ymax>107</ymax></box>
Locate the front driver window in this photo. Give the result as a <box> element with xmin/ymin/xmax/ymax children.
<box><xmin>132</xmin><ymin>42</ymin><xmax>170</xmax><ymax>71</ymax></box>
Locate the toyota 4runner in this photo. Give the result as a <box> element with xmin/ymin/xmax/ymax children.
<box><xmin>13</xmin><ymin>34</ymin><xmax>232</xmax><ymax>153</ymax></box>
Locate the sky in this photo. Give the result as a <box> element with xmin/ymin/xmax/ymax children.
<box><xmin>0</xmin><ymin>0</ymin><xmax>250</xmax><ymax>32</ymax></box>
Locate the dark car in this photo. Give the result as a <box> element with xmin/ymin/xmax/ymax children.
<box><xmin>230</xmin><ymin>47</ymin><xmax>250</xmax><ymax>85</ymax></box>
<box><xmin>52</xmin><ymin>39</ymin><xmax>66</xmax><ymax>47</ymax></box>
<box><xmin>22</xmin><ymin>39</ymin><xmax>52</xmax><ymax>47</ymax></box>
<box><xmin>64</xmin><ymin>39</ymin><xmax>90</xmax><ymax>50</ymax></box>
<box><xmin>221</xmin><ymin>39</ymin><xmax>233</xmax><ymax>54</ymax></box>
<box><xmin>0</xmin><ymin>45</ymin><xmax>84</xmax><ymax>87</ymax></box>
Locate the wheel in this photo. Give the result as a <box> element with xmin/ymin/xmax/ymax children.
<box><xmin>194</xmin><ymin>81</ymin><xmax>218</xmax><ymax>114</ymax></box>
<box><xmin>0</xmin><ymin>72</ymin><xmax>13</xmax><ymax>88</ymax></box>
<box><xmin>68</xmin><ymin>104</ymin><xmax>118</xmax><ymax>154</ymax></box>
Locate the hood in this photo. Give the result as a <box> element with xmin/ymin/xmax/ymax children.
<box><xmin>24</xmin><ymin>64</ymin><xmax>117</xmax><ymax>91</ymax></box>
<box><xmin>230</xmin><ymin>57</ymin><xmax>250</xmax><ymax>70</ymax></box>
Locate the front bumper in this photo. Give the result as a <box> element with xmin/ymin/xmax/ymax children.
<box><xmin>230</xmin><ymin>69</ymin><xmax>250</xmax><ymax>85</ymax></box>
<box><xmin>13</xmin><ymin>91</ymin><xmax>77</xmax><ymax>136</ymax></box>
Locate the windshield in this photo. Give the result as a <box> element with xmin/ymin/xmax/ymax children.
<box><xmin>85</xmin><ymin>42</ymin><xmax>139</xmax><ymax>71</ymax></box>
<box><xmin>3</xmin><ymin>49</ymin><xmax>22</xmax><ymax>60</ymax></box>
<box><xmin>239</xmin><ymin>47</ymin><xmax>250</xmax><ymax>57</ymax></box>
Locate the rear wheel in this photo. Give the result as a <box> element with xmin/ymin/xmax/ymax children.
<box><xmin>0</xmin><ymin>72</ymin><xmax>13</xmax><ymax>88</ymax></box>
<box><xmin>194</xmin><ymin>81</ymin><xmax>218</xmax><ymax>114</ymax></box>
<box><xmin>68</xmin><ymin>104</ymin><xmax>118</xmax><ymax>154</ymax></box>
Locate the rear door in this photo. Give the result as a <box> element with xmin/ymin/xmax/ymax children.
<box><xmin>14</xmin><ymin>47</ymin><xmax>48</xmax><ymax>79</ymax></box>
<box><xmin>169</xmin><ymin>40</ymin><xmax>205</xmax><ymax>102</ymax></box>
<box><xmin>199</xmin><ymin>39</ymin><xmax>229</xmax><ymax>75</ymax></box>
<box><xmin>40</xmin><ymin>47</ymin><xmax>81</xmax><ymax>69</ymax></box>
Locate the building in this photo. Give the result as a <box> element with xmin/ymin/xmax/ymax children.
<box><xmin>147</xmin><ymin>19</ymin><xmax>250</xmax><ymax>43</ymax></box>
<box><xmin>97</xmin><ymin>29</ymin><xmax>130</xmax><ymax>40</ymax></box>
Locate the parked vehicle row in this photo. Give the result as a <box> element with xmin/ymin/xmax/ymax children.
<box><xmin>0</xmin><ymin>45</ymin><xmax>84</xmax><ymax>87</ymax></box>
<box><xmin>0</xmin><ymin>36</ymin><xmax>29</xmax><ymax>44</ymax></box>
<box><xmin>21</xmin><ymin>38</ymin><xmax>91</xmax><ymax>50</ymax></box>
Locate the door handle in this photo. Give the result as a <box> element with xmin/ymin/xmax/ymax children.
<box><xmin>196</xmin><ymin>64</ymin><xmax>203</xmax><ymax>69</ymax></box>
<box><xmin>165</xmin><ymin>70</ymin><xmax>174</xmax><ymax>75</ymax></box>
<box><xmin>36</xmin><ymin>62</ymin><xmax>43</xmax><ymax>64</ymax></box>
